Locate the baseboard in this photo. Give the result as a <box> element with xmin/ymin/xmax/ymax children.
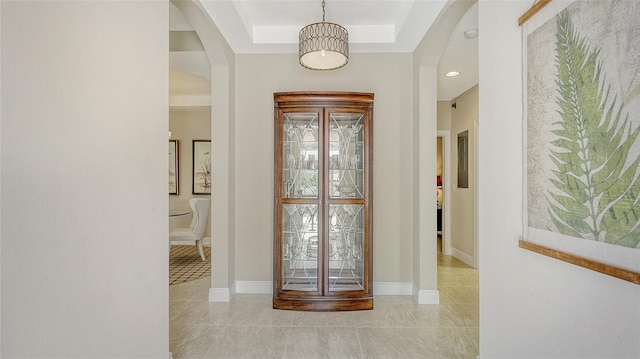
<box><xmin>203</xmin><ymin>236</ymin><xmax>211</xmax><ymax>246</ymax></box>
<box><xmin>214</xmin><ymin>282</ymin><xmax>439</xmax><ymax>305</ymax></box>
<box><xmin>451</xmin><ymin>247</ymin><xmax>476</xmax><ymax>268</ymax></box>
<box><xmin>373</xmin><ymin>281</ymin><xmax>413</xmax><ymax>295</ymax></box>
<box><xmin>209</xmin><ymin>287</ymin><xmax>230</xmax><ymax>302</ymax></box>
<box><xmin>235</xmin><ymin>281</ymin><xmax>273</xmax><ymax>294</ymax></box>
<box><xmin>230</xmin><ymin>281</ymin><xmax>237</xmax><ymax>297</ymax></box>
<box><xmin>415</xmin><ymin>286</ymin><xmax>439</xmax><ymax>304</ymax></box>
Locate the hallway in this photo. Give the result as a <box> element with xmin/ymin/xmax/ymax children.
<box><xmin>169</xmin><ymin>255</ymin><xmax>478</xmax><ymax>358</ymax></box>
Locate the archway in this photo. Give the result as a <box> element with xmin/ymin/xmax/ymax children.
<box><xmin>171</xmin><ymin>0</ymin><xmax>235</xmax><ymax>301</ymax></box>
<box><xmin>412</xmin><ymin>0</ymin><xmax>476</xmax><ymax>303</ymax></box>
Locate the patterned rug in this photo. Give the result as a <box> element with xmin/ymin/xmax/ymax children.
<box><xmin>169</xmin><ymin>245</ymin><xmax>211</xmax><ymax>285</ymax></box>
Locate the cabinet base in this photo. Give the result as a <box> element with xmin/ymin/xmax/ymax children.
<box><xmin>273</xmin><ymin>297</ymin><xmax>373</xmax><ymax>311</ymax></box>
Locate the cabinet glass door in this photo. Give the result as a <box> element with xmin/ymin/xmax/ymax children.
<box><xmin>328</xmin><ymin>204</ymin><xmax>365</xmax><ymax>291</ymax></box>
<box><xmin>280</xmin><ymin>111</ymin><xmax>320</xmax><ymax>292</ymax></box>
<box><xmin>282</xmin><ymin>204</ymin><xmax>319</xmax><ymax>291</ymax></box>
<box><xmin>282</xmin><ymin>112</ymin><xmax>319</xmax><ymax>199</ymax></box>
<box><xmin>327</xmin><ymin>109</ymin><xmax>367</xmax><ymax>293</ymax></box>
<box><xmin>328</xmin><ymin>112</ymin><xmax>365</xmax><ymax>199</ymax></box>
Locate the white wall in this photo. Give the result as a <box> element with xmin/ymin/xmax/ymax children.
<box><xmin>450</xmin><ymin>85</ymin><xmax>477</xmax><ymax>264</ymax></box>
<box><xmin>234</xmin><ymin>53</ymin><xmax>414</xmax><ymax>283</ymax></box>
<box><xmin>0</xmin><ymin>0</ymin><xmax>3</xmax><ymax>352</ymax></box>
<box><xmin>169</xmin><ymin>108</ymin><xmax>212</xmax><ymax>237</ymax></box>
<box><xmin>412</xmin><ymin>66</ymin><xmax>439</xmax><ymax>299</ymax></box>
<box><xmin>1</xmin><ymin>2</ymin><xmax>168</xmax><ymax>357</ymax></box>
<box><xmin>437</xmin><ymin>101</ymin><xmax>452</xmax><ymax>130</ymax></box>
<box><xmin>479</xmin><ymin>1</ymin><xmax>640</xmax><ymax>358</ymax></box>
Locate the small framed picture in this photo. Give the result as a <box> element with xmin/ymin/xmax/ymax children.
<box><xmin>192</xmin><ymin>140</ymin><xmax>211</xmax><ymax>194</ymax></box>
<box><xmin>169</xmin><ymin>140</ymin><xmax>179</xmax><ymax>195</ymax></box>
<box><xmin>457</xmin><ymin>130</ymin><xmax>468</xmax><ymax>189</ymax></box>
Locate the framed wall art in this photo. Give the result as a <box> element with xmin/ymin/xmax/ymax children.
<box><xmin>169</xmin><ymin>140</ymin><xmax>179</xmax><ymax>195</ymax></box>
<box><xmin>192</xmin><ymin>140</ymin><xmax>211</xmax><ymax>195</ymax></box>
<box><xmin>457</xmin><ymin>130</ymin><xmax>469</xmax><ymax>189</ymax></box>
<box><xmin>520</xmin><ymin>0</ymin><xmax>640</xmax><ymax>284</ymax></box>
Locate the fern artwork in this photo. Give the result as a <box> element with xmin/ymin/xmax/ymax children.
<box><xmin>526</xmin><ymin>0</ymin><xmax>640</xmax><ymax>252</ymax></box>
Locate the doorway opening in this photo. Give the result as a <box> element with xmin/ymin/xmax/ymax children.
<box><xmin>437</xmin><ymin>130</ymin><xmax>451</xmax><ymax>256</ymax></box>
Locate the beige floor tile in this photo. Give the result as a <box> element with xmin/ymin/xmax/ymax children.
<box><xmin>431</xmin><ymin>328</ymin><xmax>479</xmax><ymax>358</ymax></box>
<box><xmin>235</xmin><ymin>293</ymin><xmax>273</xmax><ymax>302</ymax></box>
<box><xmin>170</xmin><ymin>324</ymin><xmax>216</xmax><ymax>359</ymax></box>
<box><xmin>172</xmin><ymin>301</ymin><xmax>238</xmax><ymax>326</ymax></box>
<box><xmin>200</xmin><ymin>326</ymin><xmax>289</xmax><ymax>359</ymax></box>
<box><xmin>373</xmin><ymin>295</ymin><xmax>417</xmax><ymax>305</ymax></box>
<box><xmin>350</xmin><ymin>303</ymin><xmax>421</xmax><ymax>328</ymax></box>
<box><xmin>169</xmin><ymin>253</ymin><xmax>480</xmax><ymax>358</ymax></box>
<box><xmin>284</xmin><ymin>327</ymin><xmax>361</xmax><ymax>358</ymax></box>
<box><xmin>409</xmin><ymin>303</ymin><xmax>469</xmax><ymax>328</ymax></box>
<box><xmin>358</xmin><ymin>327</ymin><xmax>440</xmax><ymax>358</ymax></box>
<box><xmin>291</xmin><ymin>309</ymin><xmax>358</xmax><ymax>327</ymax></box>
<box><xmin>227</xmin><ymin>300</ymin><xmax>296</xmax><ymax>326</ymax></box>
<box><xmin>170</xmin><ymin>283</ymin><xmax>210</xmax><ymax>302</ymax></box>
<box><xmin>438</xmin><ymin>286</ymin><xmax>479</xmax><ymax>304</ymax></box>
<box><xmin>450</xmin><ymin>303</ymin><xmax>479</xmax><ymax>327</ymax></box>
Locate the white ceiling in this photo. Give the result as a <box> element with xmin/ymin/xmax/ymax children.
<box><xmin>171</xmin><ymin>0</ymin><xmax>478</xmax><ymax>101</ymax></box>
<box><xmin>199</xmin><ymin>0</ymin><xmax>447</xmax><ymax>54</ymax></box>
<box><xmin>437</xmin><ymin>2</ymin><xmax>478</xmax><ymax>100</ymax></box>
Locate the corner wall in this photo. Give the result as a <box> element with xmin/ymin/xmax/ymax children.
<box><xmin>1</xmin><ymin>2</ymin><xmax>168</xmax><ymax>357</ymax></box>
<box><xmin>450</xmin><ymin>85</ymin><xmax>477</xmax><ymax>266</ymax></box>
<box><xmin>412</xmin><ymin>0</ymin><xmax>476</xmax><ymax>302</ymax></box>
<box><xmin>0</xmin><ymin>1</ymin><xmax>3</xmax><ymax>352</ymax></box>
<box><xmin>479</xmin><ymin>2</ymin><xmax>640</xmax><ymax>358</ymax></box>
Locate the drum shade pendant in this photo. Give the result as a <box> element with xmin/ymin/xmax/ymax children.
<box><xmin>299</xmin><ymin>0</ymin><xmax>349</xmax><ymax>71</ymax></box>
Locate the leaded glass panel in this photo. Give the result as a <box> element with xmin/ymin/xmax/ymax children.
<box><xmin>328</xmin><ymin>204</ymin><xmax>365</xmax><ymax>291</ymax></box>
<box><xmin>329</xmin><ymin>113</ymin><xmax>365</xmax><ymax>199</ymax></box>
<box><xmin>282</xmin><ymin>204</ymin><xmax>319</xmax><ymax>291</ymax></box>
<box><xmin>282</xmin><ymin>112</ymin><xmax>319</xmax><ymax>199</ymax></box>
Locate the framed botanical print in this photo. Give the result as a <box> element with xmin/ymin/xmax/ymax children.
<box><xmin>520</xmin><ymin>0</ymin><xmax>640</xmax><ymax>284</ymax></box>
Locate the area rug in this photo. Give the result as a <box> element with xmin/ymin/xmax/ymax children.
<box><xmin>169</xmin><ymin>245</ymin><xmax>211</xmax><ymax>285</ymax></box>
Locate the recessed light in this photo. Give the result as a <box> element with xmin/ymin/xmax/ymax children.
<box><xmin>464</xmin><ymin>28</ymin><xmax>479</xmax><ymax>39</ymax></box>
<box><xmin>445</xmin><ymin>71</ymin><xmax>460</xmax><ymax>77</ymax></box>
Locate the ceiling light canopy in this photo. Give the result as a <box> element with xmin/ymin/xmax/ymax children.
<box><xmin>299</xmin><ymin>0</ymin><xmax>349</xmax><ymax>71</ymax></box>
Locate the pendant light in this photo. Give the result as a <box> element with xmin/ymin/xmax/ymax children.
<box><xmin>299</xmin><ymin>0</ymin><xmax>349</xmax><ymax>71</ymax></box>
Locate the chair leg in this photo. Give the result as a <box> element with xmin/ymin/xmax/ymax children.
<box><xmin>196</xmin><ymin>240</ymin><xmax>205</xmax><ymax>261</ymax></box>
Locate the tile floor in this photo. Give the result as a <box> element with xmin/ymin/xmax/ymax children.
<box><xmin>169</xmin><ymin>254</ymin><xmax>478</xmax><ymax>358</ymax></box>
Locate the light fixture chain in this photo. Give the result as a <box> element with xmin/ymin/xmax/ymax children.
<box><xmin>322</xmin><ymin>0</ymin><xmax>326</xmax><ymax>22</ymax></box>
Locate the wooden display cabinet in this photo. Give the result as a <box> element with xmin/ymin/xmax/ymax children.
<box><xmin>273</xmin><ymin>92</ymin><xmax>374</xmax><ymax>311</ymax></box>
